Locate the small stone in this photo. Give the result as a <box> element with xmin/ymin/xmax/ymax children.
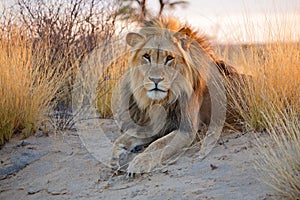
<box><xmin>27</xmin><ymin>188</ymin><xmax>41</xmax><ymax>195</ymax></box>
<box><xmin>210</xmin><ymin>164</ymin><xmax>218</xmax><ymax>170</ymax></box>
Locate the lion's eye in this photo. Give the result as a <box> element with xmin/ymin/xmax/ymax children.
<box><xmin>143</xmin><ymin>53</ymin><xmax>151</xmax><ymax>62</ymax></box>
<box><xmin>165</xmin><ymin>55</ymin><xmax>174</xmax><ymax>64</ymax></box>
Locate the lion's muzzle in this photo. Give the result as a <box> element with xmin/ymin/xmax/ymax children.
<box><xmin>146</xmin><ymin>76</ymin><xmax>168</xmax><ymax>100</ymax></box>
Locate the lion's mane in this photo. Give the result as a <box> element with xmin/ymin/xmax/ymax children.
<box><xmin>115</xmin><ymin>17</ymin><xmax>239</xmax><ymax>137</ymax></box>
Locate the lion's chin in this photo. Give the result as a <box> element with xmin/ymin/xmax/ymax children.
<box><xmin>146</xmin><ymin>90</ymin><xmax>168</xmax><ymax>100</ymax></box>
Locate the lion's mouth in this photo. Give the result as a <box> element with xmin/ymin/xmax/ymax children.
<box><xmin>149</xmin><ymin>88</ymin><xmax>166</xmax><ymax>92</ymax></box>
<box><xmin>147</xmin><ymin>88</ymin><xmax>168</xmax><ymax>100</ymax></box>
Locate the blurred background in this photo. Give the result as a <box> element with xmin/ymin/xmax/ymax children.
<box><xmin>1</xmin><ymin>0</ymin><xmax>299</xmax><ymax>43</ymax></box>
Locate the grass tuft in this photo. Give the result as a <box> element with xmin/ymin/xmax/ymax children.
<box><xmin>255</xmin><ymin>108</ymin><xmax>300</xmax><ymax>199</ymax></box>
<box><xmin>0</xmin><ymin>28</ymin><xmax>71</xmax><ymax>144</ymax></box>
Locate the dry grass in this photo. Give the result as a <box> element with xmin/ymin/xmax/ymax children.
<box><xmin>0</xmin><ymin>29</ymin><xmax>71</xmax><ymax>144</ymax></box>
<box><xmin>72</xmin><ymin>40</ymin><xmax>128</xmax><ymax>119</ymax></box>
<box><xmin>222</xmin><ymin>42</ymin><xmax>300</xmax><ymax>131</ymax></box>
<box><xmin>0</xmin><ymin>0</ymin><xmax>119</xmax><ymax>141</ymax></box>
<box><xmin>217</xmin><ymin>15</ymin><xmax>300</xmax><ymax>131</ymax></box>
<box><xmin>96</xmin><ymin>54</ymin><xmax>128</xmax><ymax>118</ymax></box>
<box><xmin>255</xmin><ymin>108</ymin><xmax>300</xmax><ymax>199</ymax></box>
<box><xmin>217</xmin><ymin>14</ymin><xmax>300</xmax><ymax>198</ymax></box>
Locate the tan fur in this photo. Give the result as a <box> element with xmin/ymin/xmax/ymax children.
<box><xmin>111</xmin><ymin>17</ymin><xmax>242</xmax><ymax>176</ymax></box>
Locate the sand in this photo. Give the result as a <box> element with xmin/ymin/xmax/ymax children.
<box><xmin>0</xmin><ymin>119</ymin><xmax>280</xmax><ymax>200</ymax></box>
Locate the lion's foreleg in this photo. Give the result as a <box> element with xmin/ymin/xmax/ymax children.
<box><xmin>127</xmin><ymin>130</ymin><xmax>193</xmax><ymax>177</ymax></box>
<box><xmin>111</xmin><ymin>131</ymin><xmax>153</xmax><ymax>170</ymax></box>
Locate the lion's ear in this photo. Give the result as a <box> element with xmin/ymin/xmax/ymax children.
<box><xmin>178</xmin><ymin>27</ymin><xmax>192</xmax><ymax>36</ymax></box>
<box><xmin>174</xmin><ymin>27</ymin><xmax>192</xmax><ymax>51</ymax></box>
<box><xmin>126</xmin><ymin>32</ymin><xmax>145</xmax><ymax>47</ymax></box>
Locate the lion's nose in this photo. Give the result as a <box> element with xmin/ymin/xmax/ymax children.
<box><xmin>149</xmin><ymin>77</ymin><xmax>164</xmax><ymax>85</ymax></box>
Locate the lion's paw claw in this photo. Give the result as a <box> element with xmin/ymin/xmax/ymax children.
<box><xmin>126</xmin><ymin>154</ymin><xmax>153</xmax><ymax>178</ymax></box>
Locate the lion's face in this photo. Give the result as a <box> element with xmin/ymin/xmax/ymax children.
<box><xmin>134</xmin><ymin>48</ymin><xmax>177</xmax><ymax>101</ymax></box>
<box><xmin>126</xmin><ymin>32</ymin><xmax>194</xmax><ymax>109</ymax></box>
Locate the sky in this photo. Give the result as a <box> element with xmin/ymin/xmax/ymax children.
<box><xmin>0</xmin><ymin>0</ymin><xmax>299</xmax><ymax>42</ymax></box>
<box><xmin>148</xmin><ymin>0</ymin><xmax>300</xmax><ymax>43</ymax></box>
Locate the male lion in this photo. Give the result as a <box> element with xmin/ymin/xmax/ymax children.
<box><xmin>111</xmin><ymin>18</ymin><xmax>241</xmax><ymax>177</ymax></box>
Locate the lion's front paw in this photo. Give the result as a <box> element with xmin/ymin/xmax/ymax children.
<box><xmin>111</xmin><ymin>146</ymin><xmax>129</xmax><ymax>171</ymax></box>
<box><xmin>127</xmin><ymin>153</ymin><xmax>156</xmax><ymax>178</ymax></box>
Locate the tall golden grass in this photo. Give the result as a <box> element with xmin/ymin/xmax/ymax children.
<box><xmin>218</xmin><ymin>15</ymin><xmax>300</xmax><ymax>131</ymax></box>
<box><xmin>0</xmin><ymin>28</ymin><xmax>71</xmax><ymax>144</ymax></box>
<box><xmin>217</xmin><ymin>14</ymin><xmax>300</xmax><ymax>198</ymax></box>
<box><xmin>222</xmin><ymin>41</ymin><xmax>300</xmax><ymax>130</ymax></box>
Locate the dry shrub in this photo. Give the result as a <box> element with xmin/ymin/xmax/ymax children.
<box><xmin>15</xmin><ymin>0</ymin><xmax>119</xmax><ymax>128</ymax></box>
<box><xmin>0</xmin><ymin>0</ymin><xmax>121</xmax><ymax>143</ymax></box>
<box><xmin>0</xmin><ymin>28</ymin><xmax>71</xmax><ymax>144</ymax></box>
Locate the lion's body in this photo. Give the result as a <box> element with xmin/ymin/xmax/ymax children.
<box><xmin>111</xmin><ymin>18</ymin><xmax>241</xmax><ymax>176</ymax></box>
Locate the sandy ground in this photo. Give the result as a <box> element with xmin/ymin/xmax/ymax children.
<box><xmin>0</xmin><ymin>119</ymin><xmax>281</xmax><ymax>200</ymax></box>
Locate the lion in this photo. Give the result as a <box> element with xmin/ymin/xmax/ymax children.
<box><xmin>111</xmin><ymin>18</ymin><xmax>243</xmax><ymax>177</ymax></box>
